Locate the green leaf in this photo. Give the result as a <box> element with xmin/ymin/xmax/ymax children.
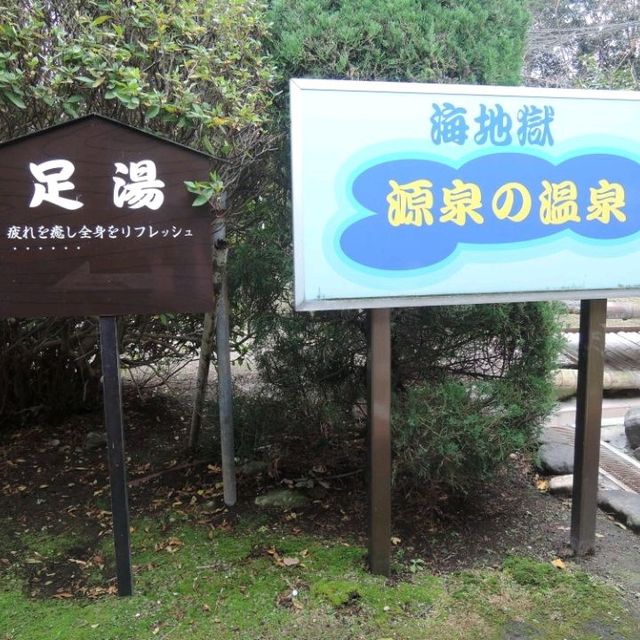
<box><xmin>146</xmin><ymin>104</ymin><xmax>160</xmax><ymax>118</ymax></box>
<box><xmin>4</xmin><ymin>91</ymin><xmax>26</xmax><ymax>109</ymax></box>
<box><xmin>192</xmin><ymin>193</ymin><xmax>211</xmax><ymax>207</ymax></box>
<box><xmin>92</xmin><ymin>15</ymin><xmax>112</xmax><ymax>26</ymax></box>
<box><xmin>202</xmin><ymin>136</ymin><xmax>215</xmax><ymax>156</ymax></box>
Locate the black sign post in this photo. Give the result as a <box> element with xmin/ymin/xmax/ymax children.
<box><xmin>0</xmin><ymin>115</ymin><xmax>214</xmax><ymax>595</ymax></box>
<box><xmin>99</xmin><ymin>316</ymin><xmax>133</xmax><ymax>596</ymax></box>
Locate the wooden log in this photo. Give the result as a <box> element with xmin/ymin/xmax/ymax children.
<box><xmin>563</xmin><ymin>300</ymin><xmax>640</xmax><ymax>320</ymax></box>
<box><xmin>555</xmin><ymin>368</ymin><xmax>640</xmax><ymax>397</ymax></box>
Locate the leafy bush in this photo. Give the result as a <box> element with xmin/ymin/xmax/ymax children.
<box><xmin>390</xmin><ymin>303</ymin><xmax>562</xmax><ymax>492</ymax></box>
<box><xmin>269</xmin><ymin>0</ymin><xmax>529</xmax><ymax>86</ymax></box>
<box><xmin>0</xmin><ymin>0</ymin><xmax>275</xmax><ymax>426</ymax></box>
<box><xmin>244</xmin><ymin>0</ymin><xmax>561</xmax><ymax>493</ymax></box>
<box><xmin>250</xmin><ymin>302</ymin><xmax>560</xmax><ymax>493</ymax></box>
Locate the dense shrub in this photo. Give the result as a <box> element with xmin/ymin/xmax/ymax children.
<box><xmin>250</xmin><ymin>302</ymin><xmax>561</xmax><ymax>493</ymax></box>
<box><xmin>391</xmin><ymin>305</ymin><xmax>561</xmax><ymax>493</ymax></box>
<box><xmin>247</xmin><ymin>0</ymin><xmax>562</xmax><ymax>493</ymax></box>
<box><xmin>0</xmin><ymin>0</ymin><xmax>275</xmax><ymax>425</ymax></box>
<box><xmin>268</xmin><ymin>0</ymin><xmax>529</xmax><ymax>86</ymax></box>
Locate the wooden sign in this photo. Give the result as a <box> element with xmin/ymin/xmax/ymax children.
<box><xmin>0</xmin><ymin>115</ymin><xmax>214</xmax><ymax>318</ymax></box>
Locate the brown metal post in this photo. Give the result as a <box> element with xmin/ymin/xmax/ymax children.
<box><xmin>367</xmin><ymin>308</ymin><xmax>392</xmax><ymax>576</ymax></box>
<box><xmin>570</xmin><ymin>298</ymin><xmax>607</xmax><ymax>556</ymax></box>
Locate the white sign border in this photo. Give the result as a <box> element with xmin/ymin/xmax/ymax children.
<box><xmin>290</xmin><ymin>78</ymin><xmax>640</xmax><ymax>311</ymax></box>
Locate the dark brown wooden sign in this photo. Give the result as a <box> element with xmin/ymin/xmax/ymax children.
<box><xmin>0</xmin><ymin>115</ymin><xmax>214</xmax><ymax>317</ymax></box>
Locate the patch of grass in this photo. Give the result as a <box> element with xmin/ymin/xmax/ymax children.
<box><xmin>503</xmin><ymin>555</ymin><xmax>564</xmax><ymax>589</ymax></box>
<box><xmin>312</xmin><ymin>579</ymin><xmax>361</xmax><ymax>607</ymax></box>
<box><xmin>1</xmin><ymin>523</ymin><xmax>639</xmax><ymax>640</ymax></box>
<box><xmin>13</xmin><ymin>529</ymin><xmax>85</xmax><ymax>560</ymax></box>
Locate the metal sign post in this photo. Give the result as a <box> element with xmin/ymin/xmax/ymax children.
<box><xmin>571</xmin><ymin>299</ymin><xmax>607</xmax><ymax>555</ymax></box>
<box><xmin>367</xmin><ymin>308</ymin><xmax>392</xmax><ymax>576</ymax></box>
<box><xmin>99</xmin><ymin>316</ymin><xmax>133</xmax><ymax>596</ymax></box>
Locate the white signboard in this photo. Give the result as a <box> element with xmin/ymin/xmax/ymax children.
<box><xmin>291</xmin><ymin>79</ymin><xmax>640</xmax><ymax>310</ymax></box>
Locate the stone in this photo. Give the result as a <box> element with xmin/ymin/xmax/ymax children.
<box><xmin>536</xmin><ymin>443</ymin><xmax>574</xmax><ymax>475</ymax></box>
<box><xmin>598</xmin><ymin>490</ymin><xmax>640</xmax><ymax>530</ymax></box>
<box><xmin>85</xmin><ymin>431</ymin><xmax>106</xmax><ymax>450</ymax></box>
<box><xmin>538</xmin><ymin>426</ymin><xmax>565</xmax><ymax>446</ymax></box>
<box><xmin>548</xmin><ymin>474</ymin><xmax>574</xmax><ymax>496</ymax></box>
<box><xmin>600</xmin><ymin>425</ymin><xmax>629</xmax><ymax>451</ymax></box>
<box><xmin>624</xmin><ymin>408</ymin><xmax>640</xmax><ymax>449</ymax></box>
<box><xmin>237</xmin><ymin>460</ymin><xmax>268</xmax><ymax>476</ymax></box>
<box><xmin>547</xmin><ymin>474</ymin><xmax>618</xmax><ymax>497</ymax></box>
<box><xmin>254</xmin><ymin>488</ymin><xmax>309</xmax><ymax>509</ymax></box>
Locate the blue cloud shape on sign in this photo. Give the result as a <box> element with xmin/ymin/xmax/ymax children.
<box><xmin>338</xmin><ymin>153</ymin><xmax>640</xmax><ymax>271</ymax></box>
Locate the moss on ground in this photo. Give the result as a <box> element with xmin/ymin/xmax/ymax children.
<box><xmin>1</xmin><ymin>521</ymin><xmax>638</xmax><ymax>640</ymax></box>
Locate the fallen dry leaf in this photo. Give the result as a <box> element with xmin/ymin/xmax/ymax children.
<box><xmin>390</xmin><ymin>536</ymin><xmax>401</xmax><ymax>546</ymax></box>
<box><xmin>551</xmin><ymin>558</ymin><xmax>566</xmax><ymax>570</ymax></box>
<box><xmin>282</xmin><ymin>557</ymin><xmax>300</xmax><ymax>567</ymax></box>
<box><xmin>155</xmin><ymin>537</ymin><xmax>184</xmax><ymax>553</ymax></box>
<box><xmin>536</xmin><ymin>479</ymin><xmax>550</xmax><ymax>492</ymax></box>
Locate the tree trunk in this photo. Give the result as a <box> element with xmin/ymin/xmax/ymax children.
<box><xmin>188</xmin><ymin>312</ymin><xmax>215</xmax><ymax>450</ymax></box>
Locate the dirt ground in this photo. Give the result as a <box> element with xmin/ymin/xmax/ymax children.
<box><xmin>1</xmin><ymin>382</ymin><xmax>639</xmax><ymax>617</ymax></box>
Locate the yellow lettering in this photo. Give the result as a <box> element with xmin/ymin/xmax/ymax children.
<box><xmin>587</xmin><ymin>179</ymin><xmax>626</xmax><ymax>223</ymax></box>
<box><xmin>440</xmin><ymin>179</ymin><xmax>483</xmax><ymax>226</ymax></box>
<box><xmin>539</xmin><ymin>180</ymin><xmax>579</xmax><ymax>225</ymax></box>
<box><xmin>386</xmin><ymin>179</ymin><xmax>434</xmax><ymax>227</ymax></box>
<box><xmin>492</xmin><ymin>182</ymin><xmax>531</xmax><ymax>222</ymax></box>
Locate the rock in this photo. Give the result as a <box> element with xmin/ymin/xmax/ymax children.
<box><xmin>624</xmin><ymin>408</ymin><xmax>640</xmax><ymax>449</ymax></box>
<box><xmin>547</xmin><ymin>474</ymin><xmax>618</xmax><ymax>497</ymax></box>
<box><xmin>237</xmin><ymin>460</ymin><xmax>268</xmax><ymax>476</ymax></box>
<box><xmin>548</xmin><ymin>474</ymin><xmax>574</xmax><ymax>496</ymax></box>
<box><xmin>598</xmin><ymin>490</ymin><xmax>640</xmax><ymax>530</ymax></box>
<box><xmin>538</xmin><ymin>426</ymin><xmax>565</xmax><ymax>446</ymax></box>
<box><xmin>255</xmin><ymin>488</ymin><xmax>309</xmax><ymax>509</ymax></box>
<box><xmin>600</xmin><ymin>425</ymin><xmax>629</xmax><ymax>451</ymax></box>
<box><xmin>536</xmin><ymin>443</ymin><xmax>574</xmax><ymax>475</ymax></box>
<box><xmin>85</xmin><ymin>431</ymin><xmax>106</xmax><ymax>450</ymax></box>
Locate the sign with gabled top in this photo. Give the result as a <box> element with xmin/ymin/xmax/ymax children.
<box><xmin>0</xmin><ymin>114</ymin><xmax>214</xmax><ymax>318</ymax></box>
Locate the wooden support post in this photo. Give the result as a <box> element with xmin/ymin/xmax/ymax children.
<box><xmin>368</xmin><ymin>308</ymin><xmax>392</xmax><ymax>576</ymax></box>
<box><xmin>99</xmin><ymin>316</ymin><xmax>133</xmax><ymax>596</ymax></box>
<box><xmin>570</xmin><ymin>299</ymin><xmax>607</xmax><ymax>556</ymax></box>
